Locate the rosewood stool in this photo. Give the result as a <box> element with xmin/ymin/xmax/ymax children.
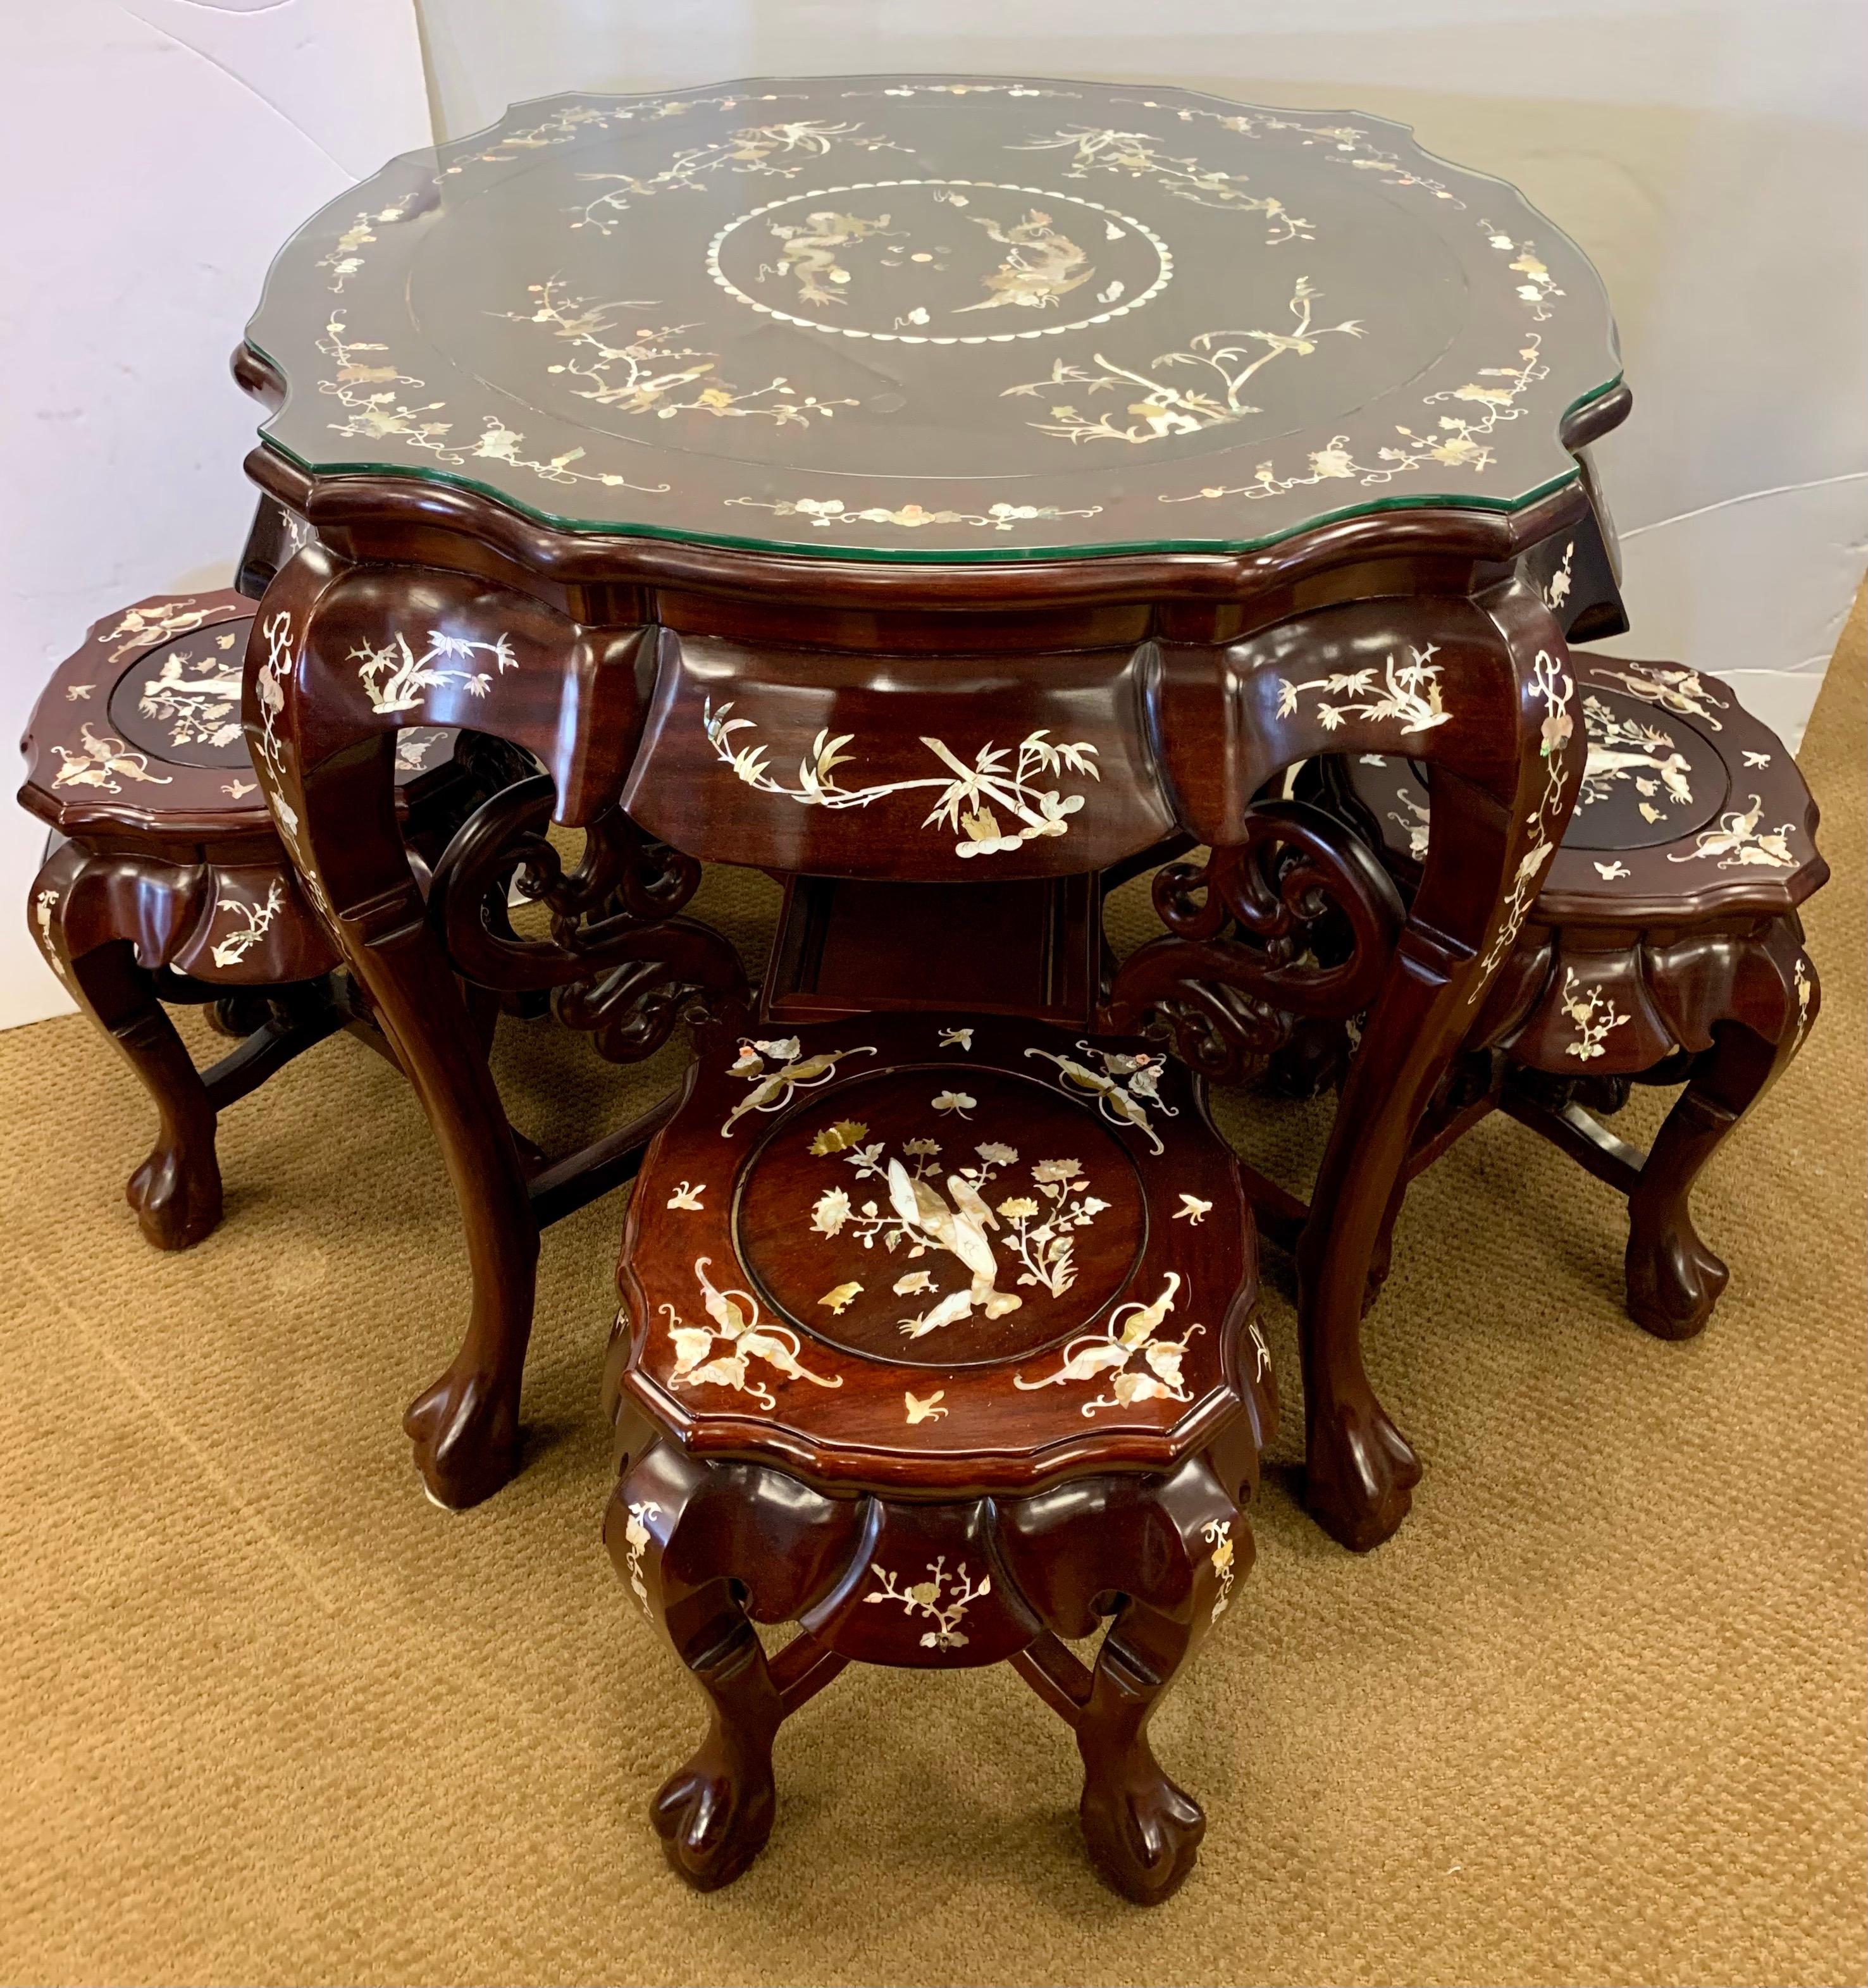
<box><xmin>1314</xmin><ymin>655</ymin><xmax>1826</xmax><ymax>1338</ymax></box>
<box><xmin>603</xmin><ymin>1012</ymin><xmax>1273</xmax><ymax>1903</ymax></box>
<box><xmin>18</xmin><ymin>589</ymin><xmax>524</xmax><ymax>1250</ymax></box>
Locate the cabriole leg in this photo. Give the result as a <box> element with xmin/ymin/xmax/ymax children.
<box><xmin>1625</xmin><ymin>960</ymin><xmax>1816</xmax><ymax>1338</ymax></box>
<box><xmin>35</xmin><ymin>856</ymin><xmax>222</xmax><ymax>1250</ymax></box>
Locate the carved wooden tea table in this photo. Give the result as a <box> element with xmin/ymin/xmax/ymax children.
<box><xmin>234</xmin><ymin>74</ymin><xmax>1631</xmax><ymax>1547</ymax></box>
<box><xmin>602</xmin><ymin>1011</ymin><xmax>1272</xmax><ymax>1900</ymax></box>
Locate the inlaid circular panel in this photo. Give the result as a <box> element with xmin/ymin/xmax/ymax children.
<box><xmin>245</xmin><ymin>75</ymin><xmax>1621</xmax><ymax>560</ymax></box>
<box><xmin>734</xmin><ymin>1065</ymin><xmax>1147</xmax><ymax>1368</ymax></box>
<box><xmin>705</xmin><ymin>180</ymin><xmax>1173</xmax><ymax>342</ymax></box>
<box><xmin>1351</xmin><ymin>684</ymin><xmax>1732</xmax><ymax>867</ymax></box>
<box><xmin>1561</xmin><ymin>687</ymin><xmax>1730</xmax><ymax>851</ymax></box>
<box><xmin>107</xmin><ymin>618</ymin><xmax>256</xmax><ymax>769</ymax></box>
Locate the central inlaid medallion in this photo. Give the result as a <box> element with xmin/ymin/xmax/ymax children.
<box><xmin>706</xmin><ymin>179</ymin><xmax>1174</xmax><ymax>343</ymax></box>
<box><xmin>734</xmin><ymin>1066</ymin><xmax>1148</xmax><ymax>1368</ymax></box>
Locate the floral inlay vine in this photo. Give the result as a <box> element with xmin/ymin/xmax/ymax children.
<box><xmin>621</xmin><ymin>1499</ymin><xmax>660</xmax><ymax>1617</ymax></box>
<box><xmin>1482</xmin><ymin>221</ymin><xmax>1564</xmax><ymax>321</ymax></box>
<box><xmin>903</xmin><ymin>1390</ymin><xmax>948</xmax><ymax>1425</ymax></box>
<box><xmin>319</xmin><ymin>198</ymin><xmax>419</xmax><ymax>292</ymax></box>
<box><xmin>1469</xmin><ymin>645</ymin><xmax>1578</xmax><ymax>1001</ymax></box>
<box><xmin>665</xmin><ymin>1181</ymin><xmax>706</xmax><ymax>1211</ymax></box>
<box><xmin>139</xmin><ymin>627</ymin><xmax>246</xmax><ymax>751</ymax></box>
<box><xmin>1590</xmin><ymin>663</ymin><xmax>1728</xmax><ymax>732</ymax></box>
<box><xmin>1203</xmin><ymin>1518</ymin><xmax>1237</xmax><ymax>1622</ymax></box>
<box><xmin>845</xmin><ymin>82</ymin><xmax>1080</xmax><ymax>99</ymax></box>
<box><xmin>1160</xmin><ymin>221</ymin><xmax>1556</xmax><ymax>508</ymax></box>
<box><xmin>33</xmin><ymin>889</ymin><xmax>58</xmax><ymax>951</ymax></box>
<box><xmin>503</xmin><ymin>278</ymin><xmax>856</xmax><ymax>427</ymax></box>
<box><xmin>1390</xmin><ymin>791</ymin><xmax>1432</xmax><ymax>861</ymax></box>
<box><xmin>1793</xmin><ymin>957</ymin><xmax>1814</xmax><ymax>1049</ymax></box>
<box><xmin>1004</xmin><ymin>277</ymin><xmax>1363</xmax><ymax>443</ymax></box>
<box><xmin>1022</xmin><ymin>1042</ymin><xmax>1174</xmax><ymax>1155</ymax></box>
<box><xmin>101</xmin><ymin>599</ymin><xmax>235</xmax><ymax>666</ymax></box>
<box><xmin>865</xmin><ymin>1557</ymin><xmax>989</xmax><ymax>1650</ymax></box>
<box><xmin>1010</xmin><ymin>127</ymin><xmax>1312</xmax><ymax>242</ymax></box>
<box><xmin>1015</xmin><ymin>1272</ymin><xmax>1204</xmax><ymax>1414</ymax></box>
<box><xmin>725</xmin><ymin>495</ymin><xmax>1102</xmax><ymax>535</ymax></box>
<box><xmin>722</xmin><ymin>1037</ymin><xmax>877</xmax><ymax>1137</ymax></box>
<box><xmin>50</xmin><ymin>724</ymin><xmax>173</xmax><ymax>794</ymax></box>
<box><xmin>317</xmin><ymin>316</ymin><xmax>672</xmax><ymax>497</ymax></box>
<box><xmin>572</xmin><ymin>121</ymin><xmax>908</xmax><ymax>233</ymax></box>
<box><xmin>208</xmin><ymin>879</ymin><xmax>286</xmax><ymax>972</ymax></box>
<box><xmin>662</xmin><ymin>1256</ymin><xmax>844</xmax><ymax>1411</ymax></box>
<box><xmin>703</xmin><ymin>701</ymin><xmax>1100</xmax><ymax>860</ymax></box>
<box><xmin>1559</xmin><ymin>969</ymin><xmax>1629</xmax><ymax>1063</ymax></box>
<box><xmin>1531</xmin><ymin>650</ymin><xmax>1576</xmax><ymax>818</ymax></box>
<box><xmin>1277</xmin><ymin>646</ymin><xmax>1449</xmax><ymax>736</ymax></box>
<box><xmin>349</xmin><ymin>627</ymin><xmax>516</xmax><ymax>715</ymax></box>
<box><xmin>1113</xmin><ymin>99</ymin><xmax>1467</xmax><ymax>206</ymax></box>
<box><xmin>1666</xmin><ymin>797</ymin><xmax>1797</xmax><ymax>871</ymax></box>
<box><xmin>250</xmin><ymin>610</ymin><xmax>297</xmax><ymax>848</ymax></box>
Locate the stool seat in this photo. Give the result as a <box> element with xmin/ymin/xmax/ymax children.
<box><xmin>18</xmin><ymin>589</ymin><xmax>521</xmax><ymax>1251</ymax></box>
<box><xmin>1340</xmin><ymin>655</ymin><xmax>1825</xmax><ymax>1074</ymax></box>
<box><xmin>1311</xmin><ymin>656</ymin><xmax>1824</xmax><ymax>1342</ymax></box>
<box><xmin>20</xmin><ymin>590</ymin><xmax>461</xmax><ymax>987</ymax></box>
<box><xmin>606</xmin><ymin>1011</ymin><xmax>1271</xmax><ymax>1900</ymax></box>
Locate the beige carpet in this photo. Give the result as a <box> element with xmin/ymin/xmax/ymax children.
<box><xmin>3</xmin><ymin>606</ymin><xmax>1862</xmax><ymax>1988</ymax></box>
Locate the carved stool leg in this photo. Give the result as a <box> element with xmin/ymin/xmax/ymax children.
<box><xmin>1072</xmin><ymin>1598</ymin><xmax>1210</xmax><ymax>1903</ymax></box>
<box><xmin>1624</xmin><ymin>959</ymin><xmax>1817</xmax><ymax>1338</ymax></box>
<box><xmin>1005</xmin><ymin>1453</ymin><xmax>1247</xmax><ymax>1903</ymax></box>
<box><xmin>605</xmin><ymin>1438</ymin><xmax>862</xmax><ymax>1891</ymax></box>
<box><xmin>39</xmin><ymin>863</ymin><xmax>222</xmax><ymax>1249</ymax></box>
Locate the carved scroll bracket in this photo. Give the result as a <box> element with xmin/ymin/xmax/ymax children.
<box><xmin>1102</xmin><ymin>800</ymin><xmax>1405</xmax><ymax>1082</ymax></box>
<box><xmin>428</xmin><ymin>772</ymin><xmax>748</xmax><ymax>1061</ymax></box>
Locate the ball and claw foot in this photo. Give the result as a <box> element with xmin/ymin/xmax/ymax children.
<box><xmin>1304</xmin><ymin>1400</ymin><xmax>1422</xmax><ymax>1553</ymax></box>
<box><xmin>403</xmin><ymin>1364</ymin><xmax>521</xmax><ymax>1510</ymax></box>
<box><xmin>652</xmin><ymin>1744</ymin><xmax>778</xmax><ymax>1892</ymax></box>
<box><xmin>127</xmin><ymin>1140</ymin><xmax>223</xmax><ymax>1250</ymax></box>
<box><xmin>1079</xmin><ymin>1758</ymin><xmax>1206</xmax><ymax>1905</ymax></box>
<box><xmin>1624</xmin><ymin>1223</ymin><xmax>1728</xmax><ymax>1342</ymax></box>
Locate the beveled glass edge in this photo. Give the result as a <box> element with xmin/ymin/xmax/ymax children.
<box><xmin>253</xmin><ymin>369</ymin><xmax>1618</xmax><ymax>567</ymax></box>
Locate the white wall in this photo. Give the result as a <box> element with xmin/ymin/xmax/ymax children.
<box><xmin>4</xmin><ymin>0</ymin><xmax>1862</xmax><ymax>1028</ymax></box>
<box><xmin>0</xmin><ymin>1</ymin><xmax>431</xmax><ymax>1028</ymax></box>
<box><xmin>413</xmin><ymin>0</ymin><xmax>1868</xmax><ymax>724</ymax></box>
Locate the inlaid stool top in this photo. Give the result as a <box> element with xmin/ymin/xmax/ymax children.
<box><xmin>616</xmin><ymin>1012</ymin><xmax>1267</xmax><ymax>1494</ymax></box>
<box><xmin>244</xmin><ymin>74</ymin><xmax>1621</xmax><ymax>564</ymax></box>
<box><xmin>1342</xmin><ymin>655</ymin><xmax>1827</xmax><ymax>927</ymax></box>
<box><xmin>18</xmin><ymin>590</ymin><xmax>452</xmax><ymax>844</ymax></box>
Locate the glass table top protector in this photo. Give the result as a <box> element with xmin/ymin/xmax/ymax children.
<box><xmin>244</xmin><ymin>75</ymin><xmax>1623</xmax><ymax>564</ymax></box>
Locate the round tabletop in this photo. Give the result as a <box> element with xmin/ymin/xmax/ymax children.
<box><xmin>245</xmin><ymin>73</ymin><xmax>1620</xmax><ymax>563</ymax></box>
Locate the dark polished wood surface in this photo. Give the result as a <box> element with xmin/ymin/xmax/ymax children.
<box><xmin>232</xmin><ymin>76</ymin><xmax>1634</xmax><ymax>1549</ymax></box>
<box><xmin>1311</xmin><ymin>658</ymin><xmax>1826</xmax><ymax>1342</ymax></box>
<box><xmin>18</xmin><ymin>590</ymin><xmax>514</xmax><ymax>1253</ymax></box>
<box><xmin>605</xmin><ymin>1009</ymin><xmax>1271</xmax><ymax>1900</ymax></box>
<box><xmin>244</xmin><ymin>75</ymin><xmax>1621</xmax><ymax>564</ymax></box>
